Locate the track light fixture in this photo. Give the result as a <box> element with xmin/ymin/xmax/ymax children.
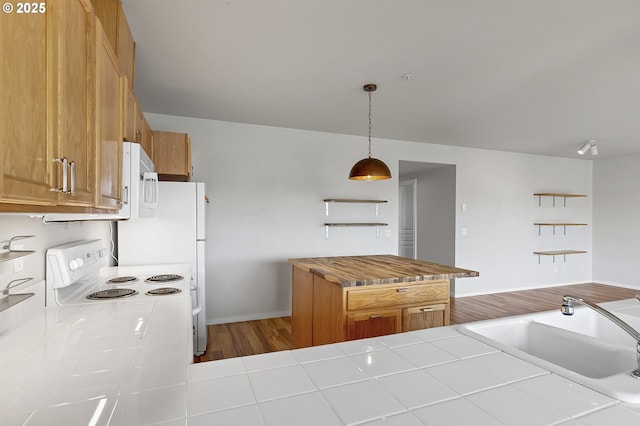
<box><xmin>577</xmin><ymin>140</ymin><xmax>598</xmax><ymax>156</ymax></box>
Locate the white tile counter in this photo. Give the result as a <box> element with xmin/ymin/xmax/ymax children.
<box><xmin>2</xmin><ymin>296</ymin><xmax>640</xmax><ymax>425</ymax></box>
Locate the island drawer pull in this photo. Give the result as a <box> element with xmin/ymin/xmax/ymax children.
<box><xmin>396</xmin><ymin>288</ymin><xmax>410</xmax><ymax>293</ymax></box>
<box><xmin>369</xmin><ymin>314</ymin><xmax>383</xmax><ymax>319</ymax></box>
<box><xmin>420</xmin><ymin>307</ymin><xmax>435</xmax><ymax>312</ymax></box>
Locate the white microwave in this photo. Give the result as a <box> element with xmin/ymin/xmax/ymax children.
<box><xmin>43</xmin><ymin>142</ymin><xmax>159</xmax><ymax>222</ymax></box>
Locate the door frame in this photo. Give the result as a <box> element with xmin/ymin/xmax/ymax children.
<box><xmin>399</xmin><ymin>178</ymin><xmax>417</xmax><ymax>259</ymax></box>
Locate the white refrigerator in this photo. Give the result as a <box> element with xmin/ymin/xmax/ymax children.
<box><xmin>117</xmin><ymin>181</ymin><xmax>208</xmax><ymax>356</ymax></box>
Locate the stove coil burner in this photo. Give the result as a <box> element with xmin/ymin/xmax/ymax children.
<box><xmin>86</xmin><ymin>288</ymin><xmax>138</xmax><ymax>300</ymax></box>
<box><xmin>145</xmin><ymin>287</ymin><xmax>182</xmax><ymax>296</ymax></box>
<box><xmin>106</xmin><ymin>276</ymin><xmax>139</xmax><ymax>284</ymax></box>
<box><xmin>145</xmin><ymin>274</ymin><xmax>184</xmax><ymax>283</ymax></box>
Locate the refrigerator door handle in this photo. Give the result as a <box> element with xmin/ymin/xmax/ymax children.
<box><xmin>142</xmin><ymin>172</ymin><xmax>159</xmax><ymax>208</ymax></box>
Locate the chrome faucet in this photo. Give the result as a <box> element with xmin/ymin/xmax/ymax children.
<box><xmin>561</xmin><ymin>295</ymin><xmax>640</xmax><ymax>379</ymax></box>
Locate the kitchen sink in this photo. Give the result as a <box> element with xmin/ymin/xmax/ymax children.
<box><xmin>458</xmin><ymin>299</ymin><xmax>640</xmax><ymax>402</ymax></box>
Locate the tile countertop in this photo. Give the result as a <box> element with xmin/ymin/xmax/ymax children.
<box><xmin>3</xmin><ymin>299</ymin><xmax>640</xmax><ymax>426</ymax></box>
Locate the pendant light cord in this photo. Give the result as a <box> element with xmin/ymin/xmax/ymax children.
<box><xmin>368</xmin><ymin>90</ymin><xmax>372</xmax><ymax>158</ymax></box>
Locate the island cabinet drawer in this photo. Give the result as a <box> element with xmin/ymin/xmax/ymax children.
<box><xmin>346</xmin><ymin>281</ymin><xmax>449</xmax><ymax>311</ymax></box>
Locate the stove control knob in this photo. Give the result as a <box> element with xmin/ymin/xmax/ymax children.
<box><xmin>69</xmin><ymin>257</ymin><xmax>84</xmax><ymax>271</ymax></box>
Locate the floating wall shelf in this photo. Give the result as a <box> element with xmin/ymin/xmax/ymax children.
<box><xmin>323</xmin><ymin>223</ymin><xmax>388</xmax><ymax>239</ymax></box>
<box><xmin>0</xmin><ymin>235</ymin><xmax>35</xmax><ymax>263</ymax></box>
<box><xmin>533</xmin><ymin>250</ymin><xmax>587</xmax><ymax>263</ymax></box>
<box><xmin>534</xmin><ymin>223</ymin><xmax>588</xmax><ymax>235</ymax></box>
<box><xmin>533</xmin><ymin>193</ymin><xmax>587</xmax><ymax>207</ymax></box>
<box><xmin>324</xmin><ymin>199</ymin><xmax>387</xmax><ymax>216</ymax></box>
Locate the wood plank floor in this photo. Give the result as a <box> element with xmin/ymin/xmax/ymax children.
<box><xmin>194</xmin><ymin>283</ymin><xmax>640</xmax><ymax>362</ymax></box>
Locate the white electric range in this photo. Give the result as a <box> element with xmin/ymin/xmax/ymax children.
<box><xmin>45</xmin><ymin>240</ymin><xmax>197</xmax><ymax>353</ymax></box>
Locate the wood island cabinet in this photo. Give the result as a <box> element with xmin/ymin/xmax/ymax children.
<box><xmin>151</xmin><ymin>131</ymin><xmax>192</xmax><ymax>181</ymax></box>
<box><xmin>289</xmin><ymin>255</ymin><xmax>478</xmax><ymax>348</ymax></box>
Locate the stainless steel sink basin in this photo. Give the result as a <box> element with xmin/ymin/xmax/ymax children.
<box><xmin>0</xmin><ymin>293</ymin><xmax>35</xmax><ymax>313</ymax></box>
<box><xmin>458</xmin><ymin>299</ymin><xmax>640</xmax><ymax>403</ymax></box>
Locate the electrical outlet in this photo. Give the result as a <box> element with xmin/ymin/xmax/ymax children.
<box><xmin>384</xmin><ymin>229</ymin><xmax>392</xmax><ymax>237</ymax></box>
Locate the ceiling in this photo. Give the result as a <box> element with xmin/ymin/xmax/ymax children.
<box><xmin>122</xmin><ymin>0</ymin><xmax>640</xmax><ymax>160</ymax></box>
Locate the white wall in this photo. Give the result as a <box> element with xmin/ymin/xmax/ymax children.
<box><xmin>0</xmin><ymin>216</ymin><xmax>111</xmax><ymax>289</ymax></box>
<box><xmin>593</xmin><ymin>154</ymin><xmax>640</xmax><ymax>288</ymax></box>
<box><xmin>147</xmin><ymin>113</ymin><xmax>593</xmax><ymax>323</ymax></box>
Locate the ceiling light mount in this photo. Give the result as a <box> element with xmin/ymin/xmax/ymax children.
<box><xmin>577</xmin><ymin>140</ymin><xmax>598</xmax><ymax>156</ymax></box>
<box><xmin>349</xmin><ymin>83</ymin><xmax>392</xmax><ymax>181</ymax></box>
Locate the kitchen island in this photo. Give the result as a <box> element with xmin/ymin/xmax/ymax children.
<box><xmin>3</xmin><ymin>293</ymin><xmax>640</xmax><ymax>424</ymax></box>
<box><xmin>289</xmin><ymin>255</ymin><xmax>479</xmax><ymax>348</ymax></box>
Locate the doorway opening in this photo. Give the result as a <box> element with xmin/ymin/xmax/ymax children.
<box><xmin>398</xmin><ymin>161</ymin><xmax>456</xmax><ymax>268</ymax></box>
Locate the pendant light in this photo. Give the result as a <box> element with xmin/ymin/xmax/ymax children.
<box><xmin>349</xmin><ymin>83</ymin><xmax>392</xmax><ymax>180</ymax></box>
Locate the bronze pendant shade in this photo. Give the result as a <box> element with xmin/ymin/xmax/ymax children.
<box><xmin>349</xmin><ymin>84</ymin><xmax>392</xmax><ymax>181</ymax></box>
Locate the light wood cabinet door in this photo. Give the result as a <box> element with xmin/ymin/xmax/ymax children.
<box><xmin>91</xmin><ymin>0</ymin><xmax>135</xmax><ymax>90</ymax></box>
<box><xmin>1</xmin><ymin>4</ymin><xmax>56</xmax><ymax>207</ymax></box>
<box><xmin>94</xmin><ymin>18</ymin><xmax>123</xmax><ymax>210</ymax></box>
<box><xmin>140</xmin><ymin>116</ymin><xmax>153</xmax><ymax>156</ymax></box>
<box><xmin>116</xmin><ymin>0</ymin><xmax>135</xmax><ymax>90</ymax></box>
<box><xmin>53</xmin><ymin>0</ymin><xmax>96</xmax><ymax>206</ymax></box>
<box><xmin>1</xmin><ymin>0</ymin><xmax>95</xmax><ymax>209</ymax></box>
<box><xmin>347</xmin><ymin>309</ymin><xmax>402</xmax><ymax>340</ymax></box>
<box><xmin>402</xmin><ymin>304</ymin><xmax>448</xmax><ymax>332</ymax></box>
<box><xmin>152</xmin><ymin>131</ymin><xmax>192</xmax><ymax>181</ymax></box>
<box><xmin>122</xmin><ymin>79</ymin><xmax>138</xmax><ymax>142</ymax></box>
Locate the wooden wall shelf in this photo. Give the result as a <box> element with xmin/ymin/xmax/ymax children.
<box><xmin>0</xmin><ymin>235</ymin><xmax>35</xmax><ymax>263</ymax></box>
<box><xmin>324</xmin><ymin>223</ymin><xmax>388</xmax><ymax>238</ymax></box>
<box><xmin>534</xmin><ymin>223</ymin><xmax>588</xmax><ymax>235</ymax></box>
<box><xmin>324</xmin><ymin>199</ymin><xmax>387</xmax><ymax>217</ymax></box>
<box><xmin>533</xmin><ymin>250</ymin><xmax>587</xmax><ymax>263</ymax></box>
<box><xmin>534</xmin><ymin>193</ymin><xmax>587</xmax><ymax>207</ymax></box>
<box><xmin>323</xmin><ymin>199</ymin><xmax>388</xmax><ymax>203</ymax></box>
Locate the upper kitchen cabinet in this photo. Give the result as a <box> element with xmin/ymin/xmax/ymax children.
<box><xmin>122</xmin><ymin>77</ymin><xmax>138</xmax><ymax>142</ymax></box>
<box><xmin>53</xmin><ymin>0</ymin><xmax>96</xmax><ymax>207</ymax></box>
<box><xmin>1</xmin><ymin>0</ymin><xmax>95</xmax><ymax>210</ymax></box>
<box><xmin>94</xmin><ymin>18</ymin><xmax>123</xmax><ymax>210</ymax></box>
<box><xmin>91</xmin><ymin>0</ymin><xmax>135</xmax><ymax>90</ymax></box>
<box><xmin>152</xmin><ymin>131</ymin><xmax>192</xmax><ymax>181</ymax></box>
<box><xmin>139</xmin><ymin>111</ymin><xmax>153</xmax><ymax>156</ymax></box>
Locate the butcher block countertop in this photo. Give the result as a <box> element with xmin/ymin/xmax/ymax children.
<box><xmin>288</xmin><ymin>254</ymin><xmax>479</xmax><ymax>287</ymax></box>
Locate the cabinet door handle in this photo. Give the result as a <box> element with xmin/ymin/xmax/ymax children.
<box><xmin>420</xmin><ymin>307</ymin><xmax>436</xmax><ymax>312</ymax></box>
<box><xmin>69</xmin><ymin>161</ymin><xmax>76</xmax><ymax>194</ymax></box>
<box><xmin>369</xmin><ymin>314</ymin><xmax>383</xmax><ymax>319</ymax></box>
<box><xmin>51</xmin><ymin>157</ymin><xmax>68</xmax><ymax>193</ymax></box>
<box><xmin>396</xmin><ymin>288</ymin><xmax>410</xmax><ymax>293</ymax></box>
<box><xmin>121</xmin><ymin>185</ymin><xmax>129</xmax><ymax>205</ymax></box>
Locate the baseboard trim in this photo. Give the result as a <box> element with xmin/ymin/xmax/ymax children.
<box><xmin>454</xmin><ymin>281</ymin><xmax>593</xmax><ymax>298</ymax></box>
